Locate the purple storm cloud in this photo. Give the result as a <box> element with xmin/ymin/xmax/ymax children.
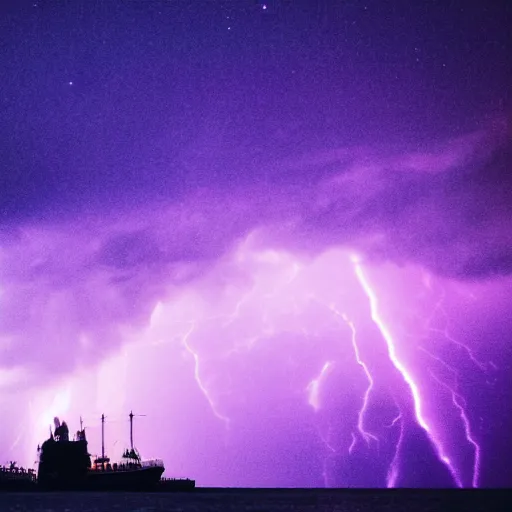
<box><xmin>1</xmin><ymin>118</ymin><xmax>511</xmax><ymax>487</ymax></box>
<box><xmin>1</xmin><ymin>0</ymin><xmax>511</xmax><ymax>489</ymax></box>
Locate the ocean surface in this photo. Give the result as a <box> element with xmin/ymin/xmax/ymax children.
<box><xmin>1</xmin><ymin>489</ymin><xmax>510</xmax><ymax>512</ymax></box>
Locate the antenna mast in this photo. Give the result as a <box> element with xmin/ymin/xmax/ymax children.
<box><xmin>129</xmin><ymin>411</ymin><xmax>134</xmax><ymax>450</ymax></box>
<box><xmin>101</xmin><ymin>414</ymin><xmax>105</xmax><ymax>460</ymax></box>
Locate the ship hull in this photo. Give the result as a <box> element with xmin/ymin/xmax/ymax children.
<box><xmin>1</xmin><ymin>468</ymin><xmax>196</xmax><ymax>492</ymax></box>
<box><xmin>38</xmin><ymin>466</ymin><xmax>165</xmax><ymax>491</ymax></box>
<box><xmin>0</xmin><ymin>474</ymin><xmax>37</xmax><ymax>492</ymax></box>
<box><xmin>86</xmin><ymin>466</ymin><xmax>164</xmax><ymax>491</ymax></box>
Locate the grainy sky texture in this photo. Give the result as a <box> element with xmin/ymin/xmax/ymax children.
<box><xmin>0</xmin><ymin>0</ymin><xmax>511</xmax><ymax>487</ymax></box>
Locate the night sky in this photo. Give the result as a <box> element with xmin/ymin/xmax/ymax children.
<box><xmin>1</xmin><ymin>0</ymin><xmax>511</xmax><ymax>488</ymax></box>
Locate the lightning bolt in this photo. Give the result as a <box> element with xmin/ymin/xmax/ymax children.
<box><xmin>424</xmin><ymin>279</ymin><xmax>496</xmax><ymax>373</ymax></box>
<box><xmin>429</xmin><ymin>371</ymin><xmax>480</xmax><ymax>488</ymax></box>
<box><xmin>306</xmin><ymin>362</ymin><xmax>337</xmax><ymax>487</ymax></box>
<box><xmin>180</xmin><ymin>323</ymin><xmax>231</xmax><ymax>427</ymax></box>
<box><xmin>419</xmin><ymin>283</ymin><xmax>485</xmax><ymax>488</ymax></box>
<box><xmin>333</xmin><ymin>308</ymin><xmax>378</xmax><ymax>447</ymax></box>
<box><xmin>419</xmin><ymin>347</ymin><xmax>481</xmax><ymax>488</ymax></box>
<box><xmin>352</xmin><ymin>255</ymin><xmax>462</xmax><ymax>488</ymax></box>
<box><xmin>387</xmin><ymin>416</ymin><xmax>403</xmax><ymax>488</ymax></box>
<box><xmin>150</xmin><ymin>246</ymin><xmax>485</xmax><ymax>488</ymax></box>
<box><xmin>152</xmin><ymin>253</ymin><xmax>303</xmax><ymax>434</ymax></box>
<box><xmin>430</xmin><ymin>326</ymin><xmax>491</xmax><ymax>372</ymax></box>
<box><xmin>348</xmin><ymin>432</ymin><xmax>357</xmax><ymax>454</ymax></box>
<box><xmin>9</xmin><ymin>431</ymin><xmax>24</xmax><ymax>453</ymax></box>
<box><xmin>305</xmin><ymin>295</ymin><xmax>379</xmax><ymax>447</ymax></box>
<box><xmin>386</xmin><ymin>412</ymin><xmax>402</xmax><ymax>428</ymax></box>
<box><xmin>307</xmin><ymin>361</ymin><xmax>334</xmax><ymax>412</ymax></box>
<box><xmin>319</xmin><ymin>426</ymin><xmax>337</xmax><ymax>487</ymax></box>
<box><xmin>451</xmin><ymin>393</ymin><xmax>480</xmax><ymax>489</ymax></box>
<box><xmin>386</xmin><ymin>404</ymin><xmax>403</xmax><ymax>487</ymax></box>
<box><xmin>224</xmin><ymin>258</ymin><xmax>303</xmax><ymax>355</ymax></box>
<box><xmin>305</xmin><ymin>296</ymin><xmax>380</xmax><ymax>486</ymax></box>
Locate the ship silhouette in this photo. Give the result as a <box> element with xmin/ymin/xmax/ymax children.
<box><xmin>2</xmin><ymin>412</ymin><xmax>195</xmax><ymax>492</ymax></box>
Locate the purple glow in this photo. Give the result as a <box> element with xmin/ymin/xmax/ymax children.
<box><xmin>1</xmin><ymin>0</ymin><xmax>511</xmax><ymax>490</ymax></box>
<box><xmin>0</xmin><ymin>228</ymin><xmax>509</xmax><ymax>486</ymax></box>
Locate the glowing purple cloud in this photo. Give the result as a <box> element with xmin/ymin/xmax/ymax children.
<box><xmin>0</xmin><ymin>121</ymin><xmax>511</xmax><ymax>487</ymax></box>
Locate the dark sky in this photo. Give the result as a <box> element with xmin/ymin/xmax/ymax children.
<box><xmin>1</xmin><ymin>0</ymin><xmax>509</xmax><ymax>221</ymax></box>
<box><xmin>0</xmin><ymin>0</ymin><xmax>511</xmax><ymax>488</ymax></box>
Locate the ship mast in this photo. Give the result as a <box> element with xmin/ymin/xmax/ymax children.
<box><xmin>127</xmin><ymin>411</ymin><xmax>146</xmax><ymax>460</ymax></box>
<box><xmin>129</xmin><ymin>411</ymin><xmax>134</xmax><ymax>450</ymax></box>
<box><xmin>101</xmin><ymin>413</ymin><xmax>105</xmax><ymax>460</ymax></box>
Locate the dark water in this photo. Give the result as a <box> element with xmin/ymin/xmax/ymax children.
<box><xmin>1</xmin><ymin>489</ymin><xmax>510</xmax><ymax>512</ymax></box>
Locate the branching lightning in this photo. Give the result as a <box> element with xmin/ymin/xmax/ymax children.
<box><xmin>144</xmin><ymin>246</ymin><xmax>490</xmax><ymax>488</ymax></box>
<box><xmin>303</xmin><ymin>292</ymin><xmax>382</xmax><ymax>486</ymax></box>
<box><xmin>424</xmin><ymin>281</ymin><xmax>496</xmax><ymax>373</ymax></box>
<box><xmin>352</xmin><ymin>257</ymin><xmax>427</xmax><ymax>429</ymax></box>
<box><xmin>334</xmin><ymin>308</ymin><xmax>378</xmax><ymax>447</ymax></box>
<box><xmin>429</xmin><ymin>370</ymin><xmax>481</xmax><ymax>488</ymax></box>
<box><xmin>419</xmin><ymin>280</ymin><xmax>486</xmax><ymax>488</ymax></box>
<box><xmin>351</xmin><ymin>255</ymin><xmax>462</xmax><ymax>488</ymax></box>
<box><xmin>164</xmin><ymin>253</ymin><xmax>303</xmax><ymax>429</ymax></box>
